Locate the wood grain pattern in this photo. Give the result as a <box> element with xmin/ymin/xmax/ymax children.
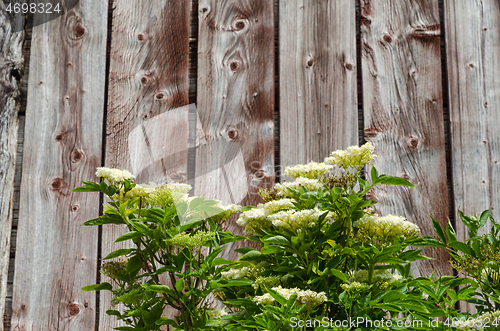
<box><xmin>361</xmin><ymin>0</ymin><xmax>451</xmax><ymax>278</ymax></box>
<box><xmin>104</xmin><ymin>1</ymin><xmax>190</xmax><ymax>327</ymax></box>
<box><xmin>10</xmin><ymin>1</ymin><xmax>108</xmax><ymax>329</ymax></box>
<box><xmin>279</xmin><ymin>0</ymin><xmax>358</xmax><ymax>169</ymax></box>
<box><xmin>0</xmin><ymin>5</ymin><xmax>24</xmax><ymax>331</ymax></box>
<box><xmin>444</xmin><ymin>0</ymin><xmax>500</xmax><ymax>312</ymax></box>
<box><xmin>444</xmin><ymin>0</ymin><xmax>500</xmax><ymax>238</ymax></box>
<box><xmin>196</xmin><ymin>0</ymin><xmax>275</xmax><ymax>262</ymax></box>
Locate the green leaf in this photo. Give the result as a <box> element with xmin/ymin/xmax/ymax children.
<box><xmin>82</xmin><ymin>282</ymin><xmax>113</xmax><ymax>291</ymax></box>
<box><xmin>106</xmin><ymin>310</ymin><xmax>121</xmax><ymax>316</ymax></box>
<box><xmin>72</xmin><ymin>181</ymin><xmax>101</xmax><ymax>192</ymax></box>
<box><xmin>126</xmin><ymin>255</ymin><xmax>142</xmax><ymax>274</ymax></box>
<box><xmin>233</xmin><ymin>247</ymin><xmax>258</xmax><ymax>254</ymax></box>
<box><xmin>210</xmin><ymin>279</ymin><xmax>254</xmax><ymax>288</ymax></box>
<box><xmin>103</xmin><ymin>248</ymin><xmax>134</xmax><ymax>260</ymax></box>
<box><xmin>376</xmin><ymin>174</ymin><xmax>416</xmax><ymax>187</ymax></box>
<box><xmin>446</xmin><ymin>220</ymin><xmax>457</xmax><ymax>243</ymax></box>
<box><xmin>448</xmin><ymin>241</ymin><xmax>475</xmax><ymax>257</ymax></box>
<box><xmin>131</xmin><ymin>221</ymin><xmax>152</xmax><ymax>236</ymax></box>
<box><xmin>212</xmin><ymin>257</ymin><xmax>234</xmax><ymax>266</ymax></box>
<box><xmin>432</xmin><ymin>217</ymin><xmax>446</xmax><ymax>245</ymax></box>
<box><xmin>114</xmin><ymin>231</ymin><xmax>143</xmax><ymax>243</ymax></box>
<box><xmin>479</xmin><ymin>209</ymin><xmax>491</xmax><ymax>228</ymax></box>
<box><xmin>239</xmin><ymin>250</ymin><xmax>263</xmax><ymax>262</ymax></box>
<box><xmin>262</xmin><ymin>235</ymin><xmax>290</xmax><ymax>245</ymax></box>
<box><xmin>266</xmin><ymin>287</ymin><xmax>287</xmax><ymax>306</ymax></box>
<box><xmin>370</xmin><ymin>166</ymin><xmax>379</xmax><ymax>184</ymax></box>
<box><xmin>142</xmin><ymin>284</ymin><xmax>176</xmax><ymax>296</ymax></box>
<box><xmin>330</xmin><ymin>269</ymin><xmax>349</xmax><ymax>282</ymax></box>
<box><xmin>261</xmin><ymin>245</ymin><xmax>281</xmax><ymax>254</ymax></box>
<box><xmin>175</xmin><ymin>278</ymin><xmax>184</xmax><ymax>293</ymax></box>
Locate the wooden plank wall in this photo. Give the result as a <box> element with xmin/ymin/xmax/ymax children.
<box><xmin>9</xmin><ymin>1</ymin><xmax>108</xmax><ymax>329</ymax></box>
<box><xmin>0</xmin><ymin>5</ymin><xmax>24</xmax><ymax>331</ymax></box>
<box><xmin>279</xmin><ymin>0</ymin><xmax>358</xmax><ymax>169</ymax></box>
<box><xmin>104</xmin><ymin>1</ymin><xmax>190</xmax><ymax>327</ymax></box>
<box><xmin>4</xmin><ymin>0</ymin><xmax>500</xmax><ymax>329</ymax></box>
<box><xmin>361</xmin><ymin>0</ymin><xmax>451</xmax><ymax>277</ymax></box>
<box><xmin>444</xmin><ymin>0</ymin><xmax>500</xmax><ymax>311</ymax></box>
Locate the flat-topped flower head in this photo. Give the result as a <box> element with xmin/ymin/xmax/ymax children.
<box><xmin>254</xmin><ymin>286</ymin><xmax>327</xmax><ymax>311</ymax></box>
<box><xmin>324</xmin><ymin>142</ymin><xmax>377</xmax><ymax>170</ymax></box>
<box><xmin>268</xmin><ymin>209</ymin><xmax>321</xmax><ymax>233</ymax></box>
<box><xmin>259</xmin><ymin>198</ymin><xmax>295</xmax><ymax>213</ymax></box>
<box><xmin>164</xmin><ymin>231</ymin><xmax>215</xmax><ymax>249</ymax></box>
<box><xmin>353</xmin><ymin>210</ymin><xmax>420</xmax><ymax>244</ymax></box>
<box><xmin>284</xmin><ymin>161</ymin><xmax>333</xmax><ymax>179</ymax></box>
<box><xmin>236</xmin><ymin>207</ymin><xmax>272</xmax><ymax>235</ymax></box>
<box><xmin>96</xmin><ymin>167</ymin><xmax>135</xmax><ymax>183</ymax></box>
<box><xmin>221</xmin><ymin>264</ymin><xmax>264</xmax><ymax>280</ymax></box>
<box><xmin>274</xmin><ymin>177</ymin><xmax>325</xmax><ymax>197</ymax></box>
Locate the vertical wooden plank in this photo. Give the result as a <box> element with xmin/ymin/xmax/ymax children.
<box><xmin>196</xmin><ymin>0</ymin><xmax>275</xmax><ymax>260</ymax></box>
<box><xmin>444</xmin><ymin>0</ymin><xmax>500</xmax><ymax>238</ymax></box>
<box><xmin>0</xmin><ymin>5</ymin><xmax>24</xmax><ymax>330</ymax></box>
<box><xmin>279</xmin><ymin>0</ymin><xmax>358</xmax><ymax>168</ymax></box>
<box><xmin>10</xmin><ymin>1</ymin><xmax>108</xmax><ymax>329</ymax></box>
<box><xmin>444</xmin><ymin>0</ymin><xmax>500</xmax><ymax>312</ymax></box>
<box><xmin>104</xmin><ymin>1</ymin><xmax>190</xmax><ymax>327</ymax></box>
<box><xmin>361</xmin><ymin>0</ymin><xmax>451</xmax><ymax>277</ymax></box>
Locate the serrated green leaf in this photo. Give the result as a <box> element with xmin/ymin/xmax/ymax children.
<box><xmin>262</xmin><ymin>235</ymin><xmax>290</xmax><ymax>245</ymax></box>
<box><xmin>432</xmin><ymin>217</ymin><xmax>446</xmax><ymax>245</ymax></box>
<box><xmin>448</xmin><ymin>241</ymin><xmax>475</xmax><ymax>257</ymax></box>
<box><xmin>376</xmin><ymin>174</ymin><xmax>416</xmax><ymax>187</ymax></box>
<box><xmin>330</xmin><ymin>269</ymin><xmax>349</xmax><ymax>282</ymax></box>
<box><xmin>82</xmin><ymin>282</ymin><xmax>113</xmax><ymax>291</ymax></box>
<box><xmin>103</xmin><ymin>248</ymin><xmax>134</xmax><ymax>260</ymax></box>
<box><xmin>239</xmin><ymin>250</ymin><xmax>263</xmax><ymax>261</ymax></box>
<box><xmin>114</xmin><ymin>231</ymin><xmax>143</xmax><ymax>243</ymax></box>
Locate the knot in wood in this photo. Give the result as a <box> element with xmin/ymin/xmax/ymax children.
<box><xmin>254</xmin><ymin>170</ymin><xmax>266</xmax><ymax>178</ymax></box>
<box><xmin>227</xmin><ymin>129</ymin><xmax>238</xmax><ymax>140</ymax></box>
<box><xmin>74</xmin><ymin>25</ymin><xmax>86</xmax><ymax>38</ymax></box>
<box><xmin>200</xmin><ymin>7</ymin><xmax>208</xmax><ymax>13</ymax></box>
<box><xmin>307</xmin><ymin>58</ymin><xmax>314</xmax><ymax>67</ymax></box>
<box><xmin>155</xmin><ymin>92</ymin><xmax>165</xmax><ymax>100</ymax></box>
<box><xmin>55</xmin><ymin>132</ymin><xmax>66</xmax><ymax>142</ymax></box>
<box><xmin>51</xmin><ymin>178</ymin><xmax>64</xmax><ymax>190</ymax></box>
<box><xmin>383</xmin><ymin>34</ymin><xmax>392</xmax><ymax>43</ymax></box>
<box><xmin>230</xmin><ymin>61</ymin><xmax>241</xmax><ymax>71</ymax></box>
<box><xmin>140</xmin><ymin>76</ymin><xmax>148</xmax><ymax>85</ymax></box>
<box><xmin>344</xmin><ymin>63</ymin><xmax>353</xmax><ymax>70</ymax></box>
<box><xmin>137</xmin><ymin>33</ymin><xmax>145</xmax><ymax>41</ymax></box>
<box><xmin>71</xmin><ymin>205</ymin><xmax>80</xmax><ymax>212</ymax></box>
<box><xmin>408</xmin><ymin>137</ymin><xmax>419</xmax><ymax>149</ymax></box>
<box><xmin>68</xmin><ymin>303</ymin><xmax>80</xmax><ymax>316</ymax></box>
<box><xmin>234</xmin><ymin>20</ymin><xmax>246</xmax><ymax>31</ymax></box>
<box><xmin>71</xmin><ymin>149</ymin><xmax>83</xmax><ymax>163</ymax></box>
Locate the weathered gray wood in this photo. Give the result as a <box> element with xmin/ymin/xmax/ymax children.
<box><xmin>444</xmin><ymin>0</ymin><xmax>500</xmax><ymax>312</ymax></box>
<box><xmin>196</xmin><ymin>0</ymin><xmax>275</xmax><ymax>262</ymax></box>
<box><xmin>279</xmin><ymin>0</ymin><xmax>358</xmax><ymax>168</ymax></box>
<box><xmin>10</xmin><ymin>1</ymin><xmax>108</xmax><ymax>329</ymax></box>
<box><xmin>361</xmin><ymin>0</ymin><xmax>451</xmax><ymax>278</ymax></box>
<box><xmin>104</xmin><ymin>1</ymin><xmax>190</xmax><ymax>327</ymax></box>
<box><xmin>444</xmin><ymin>0</ymin><xmax>500</xmax><ymax>239</ymax></box>
<box><xmin>0</xmin><ymin>4</ymin><xmax>24</xmax><ymax>330</ymax></box>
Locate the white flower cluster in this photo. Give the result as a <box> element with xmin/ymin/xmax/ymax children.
<box><xmin>350</xmin><ymin>269</ymin><xmax>402</xmax><ymax>285</ymax></box>
<box><xmin>274</xmin><ymin>177</ymin><xmax>325</xmax><ymax>197</ymax></box>
<box><xmin>260</xmin><ymin>198</ymin><xmax>296</xmax><ymax>213</ymax></box>
<box><xmin>207</xmin><ymin>308</ymin><xmax>227</xmax><ymax>320</ymax></box>
<box><xmin>236</xmin><ymin>208</ymin><xmax>272</xmax><ymax>235</ymax></box>
<box><xmin>481</xmin><ymin>267</ymin><xmax>500</xmax><ymax>283</ymax></box>
<box><xmin>221</xmin><ymin>265</ymin><xmax>264</xmax><ymax>280</ymax></box>
<box><xmin>268</xmin><ymin>209</ymin><xmax>321</xmax><ymax>233</ymax></box>
<box><xmin>284</xmin><ymin>161</ymin><xmax>333</xmax><ymax>179</ymax></box>
<box><xmin>254</xmin><ymin>286</ymin><xmax>327</xmax><ymax>311</ymax></box>
<box><xmin>164</xmin><ymin>231</ymin><xmax>215</xmax><ymax>249</ymax></box>
<box><xmin>96</xmin><ymin>167</ymin><xmax>135</xmax><ymax>183</ymax></box>
<box><xmin>252</xmin><ymin>275</ymin><xmax>282</xmax><ymax>291</ymax></box>
<box><xmin>353</xmin><ymin>211</ymin><xmax>420</xmax><ymax>244</ymax></box>
<box><xmin>340</xmin><ymin>281</ymin><xmax>372</xmax><ymax>294</ymax></box>
<box><xmin>453</xmin><ymin>311</ymin><xmax>500</xmax><ymax>330</ymax></box>
<box><xmin>324</xmin><ymin>142</ymin><xmax>377</xmax><ymax>170</ymax></box>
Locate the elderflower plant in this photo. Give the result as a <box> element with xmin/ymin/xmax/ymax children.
<box><xmin>253</xmin><ymin>286</ymin><xmax>327</xmax><ymax>311</ymax></box>
<box><xmin>284</xmin><ymin>161</ymin><xmax>333</xmax><ymax>179</ymax></box>
<box><xmin>353</xmin><ymin>210</ymin><xmax>420</xmax><ymax>244</ymax></box>
<box><xmin>96</xmin><ymin>166</ymin><xmax>135</xmax><ymax>183</ymax></box>
<box><xmin>274</xmin><ymin>177</ymin><xmax>325</xmax><ymax>197</ymax></box>
<box><xmin>324</xmin><ymin>142</ymin><xmax>377</xmax><ymax>171</ymax></box>
<box><xmin>164</xmin><ymin>231</ymin><xmax>215</xmax><ymax>249</ymax></box>
<box><xmin>268</xmin><ymin>209</ymin><xmax>321</xmax><ymax>233</ymax></box>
